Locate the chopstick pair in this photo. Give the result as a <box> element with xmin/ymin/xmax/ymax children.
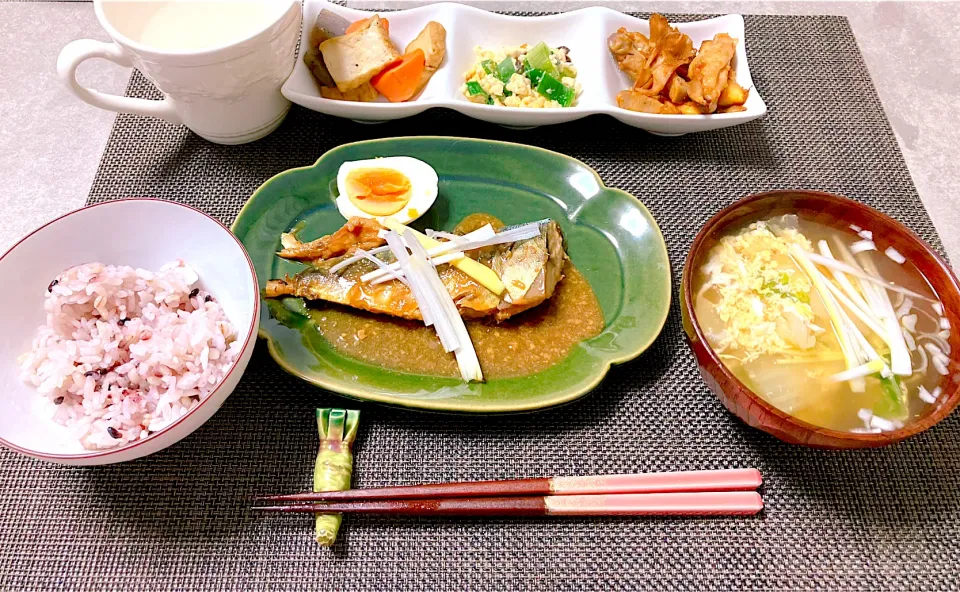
<box><xmin>254</xmin><ymin>468</ymin><xmax>764</xmax><ymax>517</ymax></box>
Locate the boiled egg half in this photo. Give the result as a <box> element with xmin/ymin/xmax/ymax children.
<box><xmin>335</xmin><ymin>156</ymin><xmax>438</xmax><ymax>224</ymax></box>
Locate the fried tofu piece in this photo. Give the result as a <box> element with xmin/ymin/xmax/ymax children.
<box><xmin>304</xmin><ymin>48</ymin><xmax>336</xmax><ymax>87</ymax></box>
<box><xmin>320</xmin><ymin>82</ymin><xmax>378</xmax><ymax>102</ymax></box>
<box><xmin>718</xmin><ymin>79</ymin><xmax>749</xmax><ymax>108</ymax></box>
<box><xmin>405</xmin><ymin>22</ymin><xmax>446</xmax><ymax>69</ymax></box>
<box><xmin>409</xmin><ymin>68</ymin><xmax>438</xmax><ymax>99</ymax></box>
<box><xmin>403</xmin><ymin>21</ymin><xmax>447</xmax><ymax>97</ymax></box>
<box><xmin>320</xmin><ymin>16</ymin><xmax>400</xmax><ymax>92</ymax></box>
<box><xmin>718</xmin><ymin>104</ymin><xmax>747</xmax><ymax>113</ymax></box>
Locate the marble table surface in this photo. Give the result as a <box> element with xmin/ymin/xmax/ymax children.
<box><xmin>1</xmin><ymin>0</ymin><xmax>958</xmax><ymax>265</ymax></box>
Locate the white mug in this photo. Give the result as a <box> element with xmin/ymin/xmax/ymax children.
<box><xmin>57</xmin><ymin>0</ymin><xmax>302</xmax><ymax>145</ymax></box>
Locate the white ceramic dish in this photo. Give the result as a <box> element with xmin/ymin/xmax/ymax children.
<box><xmin>0</xmin><ymin>200</ymin><xmax>260</xmax><ymax>465</ymax></box>
<box><xmin>282</xmin><ymin>2</ymin><xmax>766</xmax><ymax>135</ymax></box>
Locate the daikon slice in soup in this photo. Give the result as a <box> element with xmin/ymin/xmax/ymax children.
<box><xmin>693</xmin><ymin>214</ymin><xmax>950</xmax><ymax>433</ymax></box>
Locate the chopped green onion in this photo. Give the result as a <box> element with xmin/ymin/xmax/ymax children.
<box><xmin>503</xmin><ymin>89</ymin><xmax>513</xmax><ymax>97</ymax></box>
<box><xmin>480</xmin><ymin>59</ymin><xmax>497</xmax><ymax>75</ymax></box>
<box><xmin>486</xmin><ymin>95</ymin><xmax>495</xmax><ymax>105</ymax></box>
<box><xmin>496</xmin><ymin>57</ymin><xmax>517</xmax><ymax>83</ymax></box>
<box><xmin>525</xmin><ymin>42</ymin><xmax>559</xmax><ymax>78</ymax></box>
<box><xmin>875</xmin><ymin>376</ymin><xmax>908</xmax><ymax>420</ymax></box>
<box><xmin>535</xmin><ymin>73</ymin><xmax>575</xmax><ymax>107</ymax></box>
<box><xmin>465</xmin><ymin>81</ymin><xmax>485</xmax><ymax>96</ymax></box>
<box><xmin>526</xmin><ymin>67</ymin><xmax>545</xmax><ymax>87</ymax></box>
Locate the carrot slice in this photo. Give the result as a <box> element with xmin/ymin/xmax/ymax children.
<box><xmin>345</xmin><ymin>17</ymin><xmax>390</xmax><ymax>35</ymax></box>
<box><xmin>371</xmin><ymin>49</ymin><xmax>426</xmax><ymax>102</ymax></box>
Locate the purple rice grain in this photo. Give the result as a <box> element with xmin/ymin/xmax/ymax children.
<box><xmin>53</xmin><ymin>396</ymin><xmax>64</xmax><ymax>405</ymax></box>
<box><xmin>107</xmin><ymin>427</ymin><xmax>121</xmax><ymax>439</ymax></box>
<box><xmin>47</xmin><ymin>279</ymin><xmax>58</xmax><ymax>292</ymax></box>
<box><xmin>189</xmin><ymin>288</ymin><xmax>199</xmax><ymax>298</ymax></box>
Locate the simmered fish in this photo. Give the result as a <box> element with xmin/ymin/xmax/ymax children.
<box><xmin>266</xmin><ymin>218</ymin><xmax>567</xmax><ymax>322</ymax></box>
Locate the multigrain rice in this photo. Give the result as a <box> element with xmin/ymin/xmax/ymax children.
<box><xmin>18</xmin><ymin>261</ymin><xmax>240</xmax><ymax>450</ymax></box>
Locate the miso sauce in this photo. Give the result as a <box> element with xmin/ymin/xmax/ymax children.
<box><xmin>311</xmin><ymin>263</ymin><xmax>604</xmax><ymax>380</ymax></box>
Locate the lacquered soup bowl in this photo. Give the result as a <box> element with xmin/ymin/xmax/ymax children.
<box><xmin>681</xmin><ymin>190</ymin><xmax>960</xmax><ymax>448</ymax></box>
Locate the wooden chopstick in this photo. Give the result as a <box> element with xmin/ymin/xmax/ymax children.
<box><xmin>253</xmin><ymin>491</ymin><xmax>764</xmax><ymax>517</ymax></box>
<box><xmin>258</xmin><ymin>468</ymin><xmax>762</xmax><ymax>502</ymax></box>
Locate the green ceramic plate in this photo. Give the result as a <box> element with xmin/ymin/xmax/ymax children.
<box><xmin>232</xmin><ymin>137</ymin><xmax>670</xmax><ymax>412</ymax></box>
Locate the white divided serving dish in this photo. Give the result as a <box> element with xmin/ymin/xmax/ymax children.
<box><xmin>282</xmin><ymin>2</ymin><xmax>766</xmax><ymax>135</ymax></box>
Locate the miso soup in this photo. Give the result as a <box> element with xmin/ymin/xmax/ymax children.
<box><xmin>693</xmin><ymin>215</ymin><xmax>951</xmax><ymax>433</ymax></box>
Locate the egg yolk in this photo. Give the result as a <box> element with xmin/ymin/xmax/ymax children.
<box><xmin>344</xmin><ymin>168</ymin><xmax>412</xmax><ymax>216</ymax></box>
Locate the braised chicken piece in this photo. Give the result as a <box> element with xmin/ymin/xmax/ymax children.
<box><xmin>686</xmin><ymin>33</ymin><xmax>738</xmax><ymax>112</ymax></box>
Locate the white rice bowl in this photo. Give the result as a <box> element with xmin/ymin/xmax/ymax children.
<box><xmin>18</xmin><ymin>260</ymin><xmax>241</xmax><ymax>450</ymax></box>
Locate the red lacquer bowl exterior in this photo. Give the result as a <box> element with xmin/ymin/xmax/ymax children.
<box><xmin>681</xmin><ymin>190</ymin><xmax>960</xmax><ymax>448</ymax></box>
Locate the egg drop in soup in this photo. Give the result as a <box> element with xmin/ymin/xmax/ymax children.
<box><xmin>693</xmin><ymin>215</ymin><xmax>952</xmax><ymax>433</ymax></box>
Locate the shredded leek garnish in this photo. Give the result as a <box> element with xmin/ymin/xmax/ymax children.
<box><xmin>403</xmin><ymin>230</ymin><xmax>483</xmax><ymax>382</ymax></box>
<box><xmin>361</xmin><ymin>223</ymin><xmax>542</xmax><ymax>285</ymax></box>
<box><xmin>382</xmin><ymin>229</ymin><xmax>483</xmax><ymax>382</ymax></box>
<box><xmin>383</xmin><ymin>219</ymin><xmax>505</xmax><ymax>295</ymax></box>
<box><xmin>831</xmin><ymin>359</ymin><xmax>885</xmax><ymax>382</ymax></box>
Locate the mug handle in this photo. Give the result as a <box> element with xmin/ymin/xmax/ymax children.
<box><xmin>57</xmin><ymin>39</ymin><xmax>182</xmax><ymax>124</ymax></box>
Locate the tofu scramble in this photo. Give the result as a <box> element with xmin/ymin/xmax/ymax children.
<box><xmin>461</xmin><ymin>42</ymin><xmax>581</xmax><ymax>108</ymax></box>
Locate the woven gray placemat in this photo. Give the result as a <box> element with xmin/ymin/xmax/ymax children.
<box><xmin>3</xmin><ymin>14</ymin><xmax>958</xmax><ymax>592</ymax></box>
